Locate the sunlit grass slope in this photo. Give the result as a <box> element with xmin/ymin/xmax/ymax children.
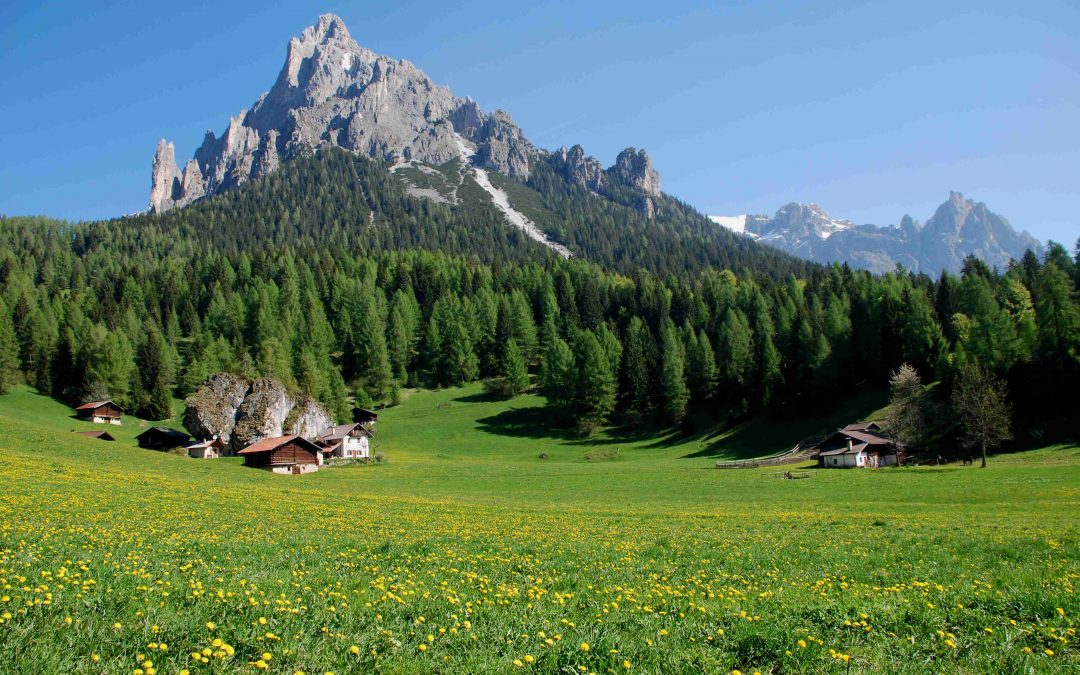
<box><xmin>0</xmin><ymin>384</ymin><xmax>1076</xmax><ymax>673</ymax></box>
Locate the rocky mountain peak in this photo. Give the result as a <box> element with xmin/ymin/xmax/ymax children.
<box><xmin>149</xmin><ymin>14</ymin><xmax>535</xmax><ymax>212</ymax></box>
<box><xmin>711</xmin><ymin>192</ymin><xmax>1042</xmax><ymax>274</ymax></box>
<box><xmin>610</xmin><ymin>147</ymin><xmax>661</xmax><ymax>198</ymax></box>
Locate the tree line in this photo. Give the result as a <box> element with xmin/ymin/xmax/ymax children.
<box><xmin>1</xmin><ymin>208</ymin><xmax>1077</xmax><ymax>450</ymax></box>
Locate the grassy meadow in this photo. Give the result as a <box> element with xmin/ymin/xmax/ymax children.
<box><xmin>0</xmin><ymin>384</ymin><xmax>1076</xmax><ymax>673</ymax></box>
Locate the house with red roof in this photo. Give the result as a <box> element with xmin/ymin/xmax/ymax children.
<box><xmin>74</xmin><ymin>400</ymin><xmax>124</xmax><ymax>425</ymax></box>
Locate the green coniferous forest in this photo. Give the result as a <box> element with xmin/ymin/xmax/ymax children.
<box><xmin>2</xmin><ymin>148</ymin><xmax>1077</xmax><ymax>448</ymax></box>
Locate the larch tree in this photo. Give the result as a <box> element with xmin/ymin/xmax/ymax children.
<box><xmin>952</xmin><ymin>363</ymin><xmax>1012</xmax><ymax>468</ymax></box>
<box><xmin>885</xmin><ymin>363</ymin><xmax>926</xmax><ymax>461</ymax></box>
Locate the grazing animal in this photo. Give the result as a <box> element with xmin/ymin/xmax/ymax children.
<box><xmin>962</xmin><ymin>456</ymin><xmax>974</xmax><ymax>466</ymax></box>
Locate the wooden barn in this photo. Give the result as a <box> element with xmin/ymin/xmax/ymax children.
<box><xmin>75</xmin><ymin>400</ymin><xmax>124</xmax><ymax>425</ymax></box>
<box><xmin>316</xmin><ymin>422</ymin><xmax>372</xmax><ymax>461</ymax></box>
<box><xmin>135</xmin><ymin>427</ymin><xmax>192</xmax><ymax>451</ymax></box>
<box><xmin>237</xmin><ymin>435</ymin><xmax>323</xmax><ymax>474</ymax></box>
<box><xmin>75</xmin><ymin>430</ymin><xmax>115</xmax><ymax>441</ymax></box>
<box><xmin>184</xmin><ymin>436</ymin><xmax>227</xmax><ymax>459</ymax></box>
<box><xmin>353</xmin><ymin>407</ymin><xmax>379</xmax><ymax>426</ymax></box>
<box><xmin>815</xmin><ymin>423</ymin><xmax>900</xmax><ymax>468</ymax></box>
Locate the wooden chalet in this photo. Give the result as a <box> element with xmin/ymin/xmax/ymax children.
<box><xmin>135</xmin><ymin>427</ymin><xmax>192</xmax><ymax>451</ymax></box>
<box><xmin>237</xmin><ymin>435</ymin><xmax>323</xmax><ymax>474</ymax></box>
<box><xmin>75</xmin><ymin>430</ymin><xmax>115</xmax><ymax>441</ymax></box>
<box><xmin>353</xmin><ymin>407</ymin><xmax>379</xmax><ymax>426</ymax></box>
<box><xmin>316</xmin><ymin>422</ymin><xmax>372</xmax><ymax>461</ymax></box>
<box><xmin>814</xmin><ymin>422</ymin><xmax>899</xmax><ymax>468</ymax></box>
<box><xmin>184</xmin><ymin>436</ymin><xmax>227</xmax><ymax>459</ymax></box>
<box><xmin>75</xmin><ymin>400</ymin><xmax>124</xmax><ymax>425</ymax></box>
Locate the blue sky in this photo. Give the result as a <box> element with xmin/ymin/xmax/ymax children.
<box><xmin>1</xmin><ymin>0</ymin><xmax>1078</xmax><ymax>244</ymax></box>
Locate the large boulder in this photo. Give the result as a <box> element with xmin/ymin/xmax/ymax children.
<box><xmin>184</xmin><ymin>373</ymin><xmax>338</xmax><ymax>454</ymax></box>
<box><xmin>288</xmin><ymin>397</ymin><xmax>335</xmax><ymax>439</ymax></box>
<box><xmin>182</xmin><ymin>372</ymin><xmax>250</xmax><ymax>444</ymax></box>
<box><xmin>230</xmin><ymin>378</ymin><xmax>296</xmax><ymax>453</ymax></box>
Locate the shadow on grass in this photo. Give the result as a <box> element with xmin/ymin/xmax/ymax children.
<box><xmin>473</xmin><ymin>385</ymin><xmax>891</xmax><ymax>461</ymax></box>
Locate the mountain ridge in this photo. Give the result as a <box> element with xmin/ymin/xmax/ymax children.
<box><xmin>149</xmin><ymin>13</ymin><xmax>663</xmax><ymax>228</ymax></box>
<box><xmin>711</xmin><ymin>191</ymin><xmax>1043</xmax><ymax>274</ymax></box>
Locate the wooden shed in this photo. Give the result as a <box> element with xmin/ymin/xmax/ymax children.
<box><xmin>237</xmin><ymin>435</ymin><xmax>323</xmax><ymax>474</ymax></box>
<box><xmin>75</xmin><ymin>400</ymin><xmax>124</xmax><ymax>425</ymax></box>
<box><xmin>135</xmin><ymin>427</ymin><xmax>192</xmax><ymax>451</ymax></box>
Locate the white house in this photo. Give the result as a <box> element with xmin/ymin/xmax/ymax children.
<box><xmin>316</xmin><ymin>423</ymin><xmax>372</xmax><ymax>461</ymax></box>
<box><xmin>815</xmin><ymin>423</ymin><xmax>900</xmax><ymax>469</ymax></box>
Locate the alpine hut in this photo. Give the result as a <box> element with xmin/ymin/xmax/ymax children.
<box><xmin>814</xmin><ymin>422</ymin><xmax>900</xmax><ymax>468</ymax></box>
<box><xmin>75</xmin><ymin>400</ymin><xmax>124</xmax><ymax>425</ymax></box>
<box><xmin>237</xmin><ymin>435</ymin><xmax>324</xmax><ymax>474</ymax></box>
<box><xmin>136</xmin><ymin>427</ymin><xmax>192</xmax><ymax>451</ymax></box>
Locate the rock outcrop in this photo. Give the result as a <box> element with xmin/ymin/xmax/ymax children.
<box><xmin>288</xmin><ymin>398</ymin><xmax>336</xmax><ymax>439</ymax></box>
<box><xmin>552</xmin><ymin>145</ymin><xmax>606</xmax><ymax>193</ymax></box>
<box><xmin>182</xmin><ymin>372</ymin><xmax>250</xmax><ymax>444</ymax></box>
<box><xmin>150</xmin><ymin>13</ymin><xmax>534</xmax><ymax>212</ymax></box>
<box><xmin>230</xmin><ymin>379</ymin><xmax>296</xmax><ymax>452</ymax></box>
<box><xmin>182</xmin><ymin>373</ymin><xmax>335</xmax><ymax>454</ymax></box>
<box><xmin>607</xmin><ymin>148</ymin><xmax>662</xmax><ymax>218</ymax></box>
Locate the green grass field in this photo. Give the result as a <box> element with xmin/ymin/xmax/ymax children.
<box><xmin>0</xmin><ymin>384</ymin><xmax>1076</xmax><ymax>674</ymax></box>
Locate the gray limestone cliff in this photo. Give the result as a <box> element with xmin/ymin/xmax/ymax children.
<box><xmin>182</xmin><ymin>373</ymin><xmax>335</xmax><ymax>454</ymax></box>
<box><xmin>150</xmin><ymin>14</ymin><xmax>537</xmax><ymax>212</ymax></box>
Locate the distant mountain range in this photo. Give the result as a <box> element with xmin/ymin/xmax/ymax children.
<box><xmin>710</xmin><ymin>192</ymin><xmax>1043</xmax><ymax>275</ymax></box>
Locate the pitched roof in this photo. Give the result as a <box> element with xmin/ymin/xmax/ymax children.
<box><xmin>842</xmin><ymin>421</ymin><xmax>880</xmax><ymax>432</ymax></box>
<box><xmin>184</xmin><ymin>437</ymin><xmax>225</xmax><ymax>450</ymax></box>
<box><xmin>76</xmin><ymin>400</ymin><xmax>123</xmax><ymax>412</ymax></box>
<box><xmin>841</xmin><ymin>429</ymin><xmax>893</xmax><ymax>445</ymax></box>
<box><xmin>820</xmin><ymin>442</ymin><xmax>869</xmax><ymax>456</ymax></box>
<box><xmin>318</xmin><ymin>422</ymin><xmax>367</xmax><ymax>442</ymax></box>
<box><xmin>136</xmin><ymin>427</ymin><xmax>191</xmax><ymax>441</ymax></box>
<box><xmin>237</xmin><ymin>435</ymin><xmax>324</xmax><ymax>455</ymax></box>
<box><xmin>75</xmin><ymin>430</ymin><xmax>115</xmax><ymax>441</ymax></box>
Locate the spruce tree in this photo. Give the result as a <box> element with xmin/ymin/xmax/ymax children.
<box><xmin>0</xmin><ymin>299</ymin><xmax>19</xmax><ymax>394</ymax></box>
<box><xmin>499</xmin><ymin>339</ymin><xmax>529</xmax><ymax>396</ymax></box>
<box><xmin>573</xmin><ymin>330</ymin><xmax>616</xmax><ymax>434</ymax></box>
<box><xmin>620</xmin><ymin>317</ymin><xmax>654</xmax><ymax>416</ymax></box>
<box><xmin>659</xmin><ymin>320</ymin><xmax>689</xmax><ymax>424</ymax></box>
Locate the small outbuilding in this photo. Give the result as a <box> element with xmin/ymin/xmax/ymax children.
<box><xmin>353</xmin><ymin>407</ymin><xmax>379</xmax><ymax>426</ymax></box>
<box><xmin>75</xmin><ymin>400</ymin><xmax>124</xmax><ymax>425</ymax></box>
<box><xmin>184</xmin><ymin>436</ymin><xmax>227</xmax><ymax>459</ymax></box>
<box><xmin>237</xmin><ymin>435</ymin><xmax>323</xmax><ymax>474</ymax></box>
<box><xmin>814</xmin><ymin>423</ymin><xmax>900</xmax><ymax>468</ymax></box>
<box><xmin>75</xmin><ymin>430</ymin><xmax>116</xmax><ymax>441</ymax></box>
<box><xmin>136</xmin><ymin>427</ymin><xmax>192</xmax><ymax>451</ymax></box>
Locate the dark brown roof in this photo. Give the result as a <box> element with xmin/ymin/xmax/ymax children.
<box><xmin>136</xmin><ymin>427</ymin><xmax>191</xmax><ymax>442</ymax></box>
<box><xmin>842</xmin><ymin>421</ymin><xmax>881</xmax><ymax>432</ymax></box>
<box><xmin>75</xmin><ymin>430</ymin><xmax>115</xmax><ymax>441</ymax></box>
<box><xmin>237</xmin><ymin>435</ymin><xmax>324</xmax><ymax>456</ymax></box>
<box><xmin>841</xmin><ymin>429</ymin><xmax>892</xmax><ymax>445</ymax></box>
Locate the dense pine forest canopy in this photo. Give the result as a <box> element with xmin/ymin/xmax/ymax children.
<box><xmin>1</xmin><ymin>147</ymin><xmax>1078</xmax><ymax>449</ymax></box>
